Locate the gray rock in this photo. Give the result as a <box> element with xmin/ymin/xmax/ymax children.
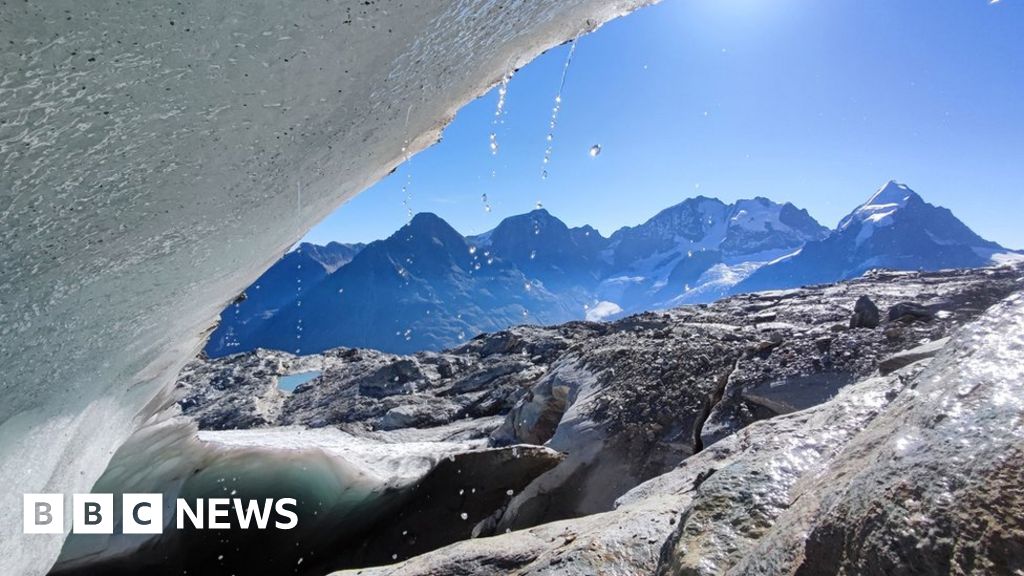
<box><xmin>329</xmin><ymin>289</ymin><xmax>1024</xmax><ymax>576</ymax></box>
<box><xmin>878</xmin><ymin>337</ymin><xmax>949</xmax><ymax>375</ymax></box>
<box><xmin>850</xmin><ymin>295</ymin><xmax>881</xmax><ymax>328</ymax></box>
<box><xmin>730</xmin><ymin>292</ymin><xmax>1024</xmax><ymax>576</ymax></box>
<box><xmin>380</xmin><ymin>401</ymin><xmax>460</xmax><ymax>430</ymax></box>
<box><xmin>888</xmin><ymin>301</ymin><xmax>936</xmax><ymax>323</ymax></box>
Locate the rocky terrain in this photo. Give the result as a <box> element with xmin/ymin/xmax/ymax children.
<box><xmin>52</xmin><ymin>263</ymin><xmax>1024</xmax><ymax>575</ymax></box>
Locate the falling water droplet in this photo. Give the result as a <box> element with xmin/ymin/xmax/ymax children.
<box><xmin>468</xmin><ymin>245</ymin><xmax>477</xmax><ymax>255</ymax></box>
<box><xmin>488</xmin><ymin>78</ymin><xmax>509</xmax><ymax>165</ymax></box>
<box><xmin>538</xmin><ymin>39</ymin><xmax>577</xmax><ymax>182</ymax></box>
<box><xmin>529</xmin><ymin>249</ymin><xmax>536</xmax><ymax>260</ymax></box>
<box><xmin>589</xmin><ymin>144</ymin><xmax>602</xmax><ymax>157</ymax></box>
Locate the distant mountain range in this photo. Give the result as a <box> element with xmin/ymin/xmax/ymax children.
<box><xmin>205</xmin><ymin>181</ymin><xmax>1020</xmax><ymax>356</ymax></box>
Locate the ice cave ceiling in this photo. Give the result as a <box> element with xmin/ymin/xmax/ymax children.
<box><xmin>0</xmin><ymin>0</ymin><xmax>655</xmax><ymax>573</ymax></box>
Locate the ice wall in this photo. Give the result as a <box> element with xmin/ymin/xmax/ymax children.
<box><xmin>0</xmin><ymin>1</ymin><xmax>655</xmax><ymax>573</ymax></box>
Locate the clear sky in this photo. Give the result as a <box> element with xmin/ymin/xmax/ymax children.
<box><xmin>303</xmin><ymin>0</ymin><xmax>1024</xmax><ymax>249</ymax></box>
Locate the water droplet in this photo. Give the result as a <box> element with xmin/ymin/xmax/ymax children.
<box><xmin>468</xmin><ymin>245</ymin><xmax>477</xmax><ymax>255</ymax></box>
<box><xmin>460</xmin><ymin>512</ymin><xmax>468</xmax><ymax>520</ymax></box>
<box><xmin>529</xmin><ymin>250</ymin><xmax>536</xmax><ymax>260</ymax></box>
<box><xmin>538</xmin><ymin>39</ymin><xmax>577</xmax><ymax>181</ymax></box>
<box><xmin>589</xmin><ymin>144</ymin><xmax>602</xmax><ymax>157</ymax></box>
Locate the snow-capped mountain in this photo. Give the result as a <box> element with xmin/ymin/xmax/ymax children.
<box><xmin>599</xmin><ymin>197</ymin><xmax>829</xmax><ymax>311</ymax></box>
<box><xmin>206</xmin><ymin>182</ymin><xmax>1017</xmax><ymax>357</ymax></box>
<box><xmin>735</xmin><ymin>181</ymin><xmax>1020</xmax><ymax>294</ymax></box>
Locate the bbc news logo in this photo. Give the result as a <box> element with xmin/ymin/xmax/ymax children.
<box><xmin>24</xmin><ymin>494</ymin><xmax>298</xmax><ymax>534</ymax></box>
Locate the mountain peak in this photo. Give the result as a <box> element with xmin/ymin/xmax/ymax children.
<box><xmin>408</xmin><ymin>211</ymin><xmax>448</xmax><ymax>227</ymax></box>
<box><xmin>862</xmin><ymin>180</ymin><xmax>921</xmax><ymax>209</ymax></box>
<box><xmin>839</xmin><ymin>181</ymin><xmax>922</xmax><ymax>232</ymax></box>
<box><xmin>389</xmin><ymin>212</ymin><xmax>465</xmax><ymax>249</ymax></box>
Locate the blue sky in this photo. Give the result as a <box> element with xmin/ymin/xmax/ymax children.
<box><xmin>303</xmin><ymin>0</ymin><xmax>1024</xmax><ymax>249</ymax></box>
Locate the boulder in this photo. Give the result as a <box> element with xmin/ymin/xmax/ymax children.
<box><xmin>380</xmin><ymin>402</ymin><xmax>459</xmax><ymax>430</ymax></box>
<box><xmin>878</xmin><ymin>337</ymin><xmax>949</xmax><ymax>375</ymax></box>
<box><xmin>888</xmin><ymin>301</ymin><xmax>936</xmax><ymax>323</ymax></box>
<box><xmin>850</xmin><ymin>295</ymin><xmax>881</xmax><ymax>328</ymax></box>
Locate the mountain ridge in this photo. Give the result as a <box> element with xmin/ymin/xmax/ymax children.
<box><xmin>204</xmin><ymin>181</ymin><xmax>1019</xmax><ymax>357</ymax></box>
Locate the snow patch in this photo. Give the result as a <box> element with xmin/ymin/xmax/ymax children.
<box><xmin>729</xmin><ymin>199</ymin><xmax>785</xmax><ymax>233</ymax></box>
<box><xmin>976</xmin><ymin>248</ymin><xmax>1024</xmax><ymax>265</ymax></box>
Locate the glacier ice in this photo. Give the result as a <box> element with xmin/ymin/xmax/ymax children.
<box><xmin>0</xmin><ymin>1</ymin><xmax>656</xmax><ymax>573</ymax></box>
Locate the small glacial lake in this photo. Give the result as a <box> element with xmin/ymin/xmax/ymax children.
<box><xmin>277</xmin><ymin>371</ymin><xmax>321</xmax><ymax>392</ymax></box>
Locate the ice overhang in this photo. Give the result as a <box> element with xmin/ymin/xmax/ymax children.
<box><xmin>0</xmin><ymin>0</ymin><xmax>656</xmax><ymax>573</ymax></box>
